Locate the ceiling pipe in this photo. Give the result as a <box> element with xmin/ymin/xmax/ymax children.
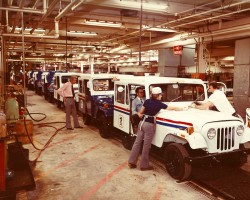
<box><xmin>1</xmin><ymin>0</ymin><xmax>60</xmax><ymax>38</ymax></box>
<box><xmin>55</xmin><ymin>0</ymin><xmax>83</xmax><ymax>21</ymax></box>
<box><xmin>7</xmin><ymin>49</ymin><xmax>129</xmax><ymax>56</ymax></box>
<box><xmin>33</xmin><ymin>0</ymin><xmax>39</xmax><ymax>9</ymax></box>
<box><xmin>160</xmin><ymin>0</ymin><xmax>248</xmax><ymax>27</ymax></box>
<box><xmin>183</xmin><ymin>24</ymin><xmax>250</xmax><ymax>40</ymax></box>
<box><xmin>2</xmin><ymin>20</ymin><xmax>59</xmax><ymax>38</ymax></box>
<box><xmin>0</xmin><ymin>6</ymin><xmax>44</xmax><ymax>14</ymax></box>
<box><xmin>175</xmin><ymin>0</ymin><xmax>221</xmax><ymax>16</ymax></box>
<box><xmin>72</xmin><ymin>0</ymin><xmax>85</xmax><ymax>11</ymax></box>
<box><xmin>125</xmin><ymin>23</ymin><xmax>250</xmax><ymax>53</ymax></box>
<box><xmin>43</xmin><ymin>0</ymin><xmax>47</xmax><ymax>14</ymax></box>
<box><xmin>103</xmin><ymin>0</ymin><xmax>248</xmax><ymax>43</ymax></box>
<box><xmin>30</xmin><ymin>0</ymin><xmax>59</xmax><ymax>34</ymax></box>
<box><xmin>172</xmin><ymin>7</ymin><xmax>250</xmax><ymax>29</ymax></box>
<box><xmin>11</xmin><ymin>0</ymin><xmax>25</xmax><ymax>33</ymax></box>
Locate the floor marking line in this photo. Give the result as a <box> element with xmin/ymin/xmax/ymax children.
<box><xmin>153</xmin><ymin>185</ymin><xmax>163</xmax><ymax>200</ymax></box>
<box><xmin>79</xmin><ymin>161</ymin><xmax>127</xmax><ymax>200</ymax></box>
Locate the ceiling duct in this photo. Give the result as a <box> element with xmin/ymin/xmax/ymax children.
<box><xmin>120</xmin><ymin>9</ymin><xmax>138</xmax><ymax>17</ymax></box>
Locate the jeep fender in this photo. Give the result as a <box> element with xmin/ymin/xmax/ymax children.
<box><xmin>240</xmin><ymin>126</ymin><xmax>250</xmax><ymax>144</ymax></box>
<box><xmin>163</xmin><ymin>132</ymin><xmax>207</xmax><ymax>150</ymax></box>
<box><xmin>186</xmin><ymin>132</ymin><xmax>207</xmax><ymax>149</ymax></box>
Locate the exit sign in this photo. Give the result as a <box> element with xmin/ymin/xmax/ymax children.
<box><xmin>173</xmin><ymin>46</ymin><xmax>183</xmax><ymax>55</ymax></box>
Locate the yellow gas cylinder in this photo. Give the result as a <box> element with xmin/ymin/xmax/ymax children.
<box><xmin>0</xmin><ymin>111</ymin><xmax>6</xmax><ymax>138</ymax></box>
<box><xmin>14</xmin><ymin>119</ymin><xmax>33</xmax><ymax>144</ymax></box>
<box><xmin>5</xmin><ymin>97</ymin><xmax>19</xmax><ymax>124</ymax></box>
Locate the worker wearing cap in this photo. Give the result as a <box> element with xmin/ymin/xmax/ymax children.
<box><xmin>128</xmin><ymin>87</ymin><xmax>183</xmax><ymax>171</ymax></box>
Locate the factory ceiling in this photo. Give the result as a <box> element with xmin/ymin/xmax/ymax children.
<box><xmin>1</xmin><ymin>0</ymin><xmax>250</xmax><ymax>68</ymax></box>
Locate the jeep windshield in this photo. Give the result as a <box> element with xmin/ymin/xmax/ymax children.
<box><xmin>93</xmin><ymin>79</ymin><xmax>114</xmax><ymax>91</ymax></box>
<box><xmin>150</xmin><ymin>83</ymin><xmax>205</xmax><ymax>102</ymax></box>
<box><xmin>61</xmin><ymin>76</ymin><xmax>79</xmax><ymax>83</ymax></box>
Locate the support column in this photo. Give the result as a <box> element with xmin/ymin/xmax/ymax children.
<box><xmin>197</xmin><ymin>42</ymin><xmax>207</xmax><ymax>75</ymax></box>
<box><xmin>234</xmin><ymin>38</ymin><xmax>250</xmax><ymax>118</ymax></box>
<box><xmin>90</xmin><ymin>57</ymin><xmax>94</xmax><ymax>74</ymax></box>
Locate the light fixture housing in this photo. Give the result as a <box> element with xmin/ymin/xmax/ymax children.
<box><xmin>9</xmin><ymin>27</ymin><xmax>45</xmax><ymax>34</ymax></box>
<box><xmin>67</xmin><ymin>31</ymin><xmax>97</xmax><ymax>36</ymax></box>
<box><xmin>118</xmin><ymin>1</ymin><xmax>168</xmax><ymax>13</ymax></box>
<box><xmin>83</xmin><ymin>20</ymin><xmax>122</xmax><ymax>28</ymax></box>
<box><xmin>143</xmin><ymin>25</ymin><xmax>176</xmax><ymax>33</ymax></box>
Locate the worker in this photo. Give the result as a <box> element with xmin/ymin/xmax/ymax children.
<box><xmin>128</xmin><ymin>87</ymin><xmax>184</xmax><ymax>171</ymax></box>
<box><xmin>131</xmin><ymin>87</ymin><xmax>146</xmax><ymax>127</ymax></box>
<box><xmin>132</xmin><ymin>87</ymin><xmax>146</xmax><ymax>115</ymax></box>
<box><xmin>57</xmin><ymin>76</ymin><xmax>83</xmax><ymax>130</ymax></box>
<box><xmin>192</xmin><ymin>81</ymin><xmax>236</xmax><ymax>116</ymax></box>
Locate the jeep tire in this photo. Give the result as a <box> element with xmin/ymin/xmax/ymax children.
<box><xmin>122</xmin><ymin>134</ymin><xmax>134</xmax><ymax>150</ymax></box>
<box><xmin>164</xmin><ymin>143</ymin><xmax>191</xmax><ymax>181</ymax></box>
<box><xmin>98</xmin><ymin>115</ymin><xmax>110</xmax><ymax>138</ymax></box>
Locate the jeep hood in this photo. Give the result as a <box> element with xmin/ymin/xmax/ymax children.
<box><xmin>157</xmin><ymin>108</ymin><xmax>241</xmax><ymax>127</ymax></box>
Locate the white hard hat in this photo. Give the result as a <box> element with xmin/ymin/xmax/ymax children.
<box><xmin>152</xmin><ymin>87</ymin><xmax>162</xmax><ymax>94</ymax></box>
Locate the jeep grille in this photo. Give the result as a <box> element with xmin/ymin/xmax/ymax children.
<box><xmin>216</xmin><ymin>127</ymin><xmax>235</xmax><ymax>150</ymax></box>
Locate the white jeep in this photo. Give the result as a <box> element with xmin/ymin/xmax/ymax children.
<box><xmin>78</xmin><ymin>74</ymin><xmax>133</xmax><ymax>130</ymax></box>
<box><xmin>106</xmin><ymin>76</ymin><xmax>250</xmax><ymax>181</ymax></box>
<box><xmin>53</xmin><ymin>72</ymin><xmax>81</xmax><ymax>108</ymax></box>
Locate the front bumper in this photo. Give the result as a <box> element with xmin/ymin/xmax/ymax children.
<box><xmin>185</xmin><ymin>148</ymin><xmax>250</xmax><ymax>165</ymax></box>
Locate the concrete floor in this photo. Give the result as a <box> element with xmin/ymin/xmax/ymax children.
<box><xmin>14</xmin><ymin>91</ymin><xmax>218</xmax><ymax>200</ymax></box>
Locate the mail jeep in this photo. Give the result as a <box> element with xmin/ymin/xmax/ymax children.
<box><xmin>53</xmin><ymin>72</ymin><xmax>81</xmax><ymax>108</ymax></box>
<box><xmin>78</xmin><ymin>74</ymin><xmax>132</xmax><ymax>136</ymax></box>
<box><xmin>113</xmin><ymin>76</ymin><xmax>250</xmax><ymax>181</ymax></box>
<box><xmin>44</xmin><ymin>71</ymin><xmax>55</xmax><ymax>102</ymax></box>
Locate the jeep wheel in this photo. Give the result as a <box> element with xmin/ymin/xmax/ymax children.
<box><xmin>164</xmin><ymin>143</ymin><xmax>191</xmax><ymax>181</ymax></box>
<box><xmin>122</xmin><ymin>135</ymin><xmax>134</xmax><ymax>150</ymax></box>
<box><xmin>98</xmin><ymin>115</ymin><xmax>110</xmax><ymax>138</ymax></box>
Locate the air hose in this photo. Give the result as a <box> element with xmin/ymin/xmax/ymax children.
<box><xmin>20</xmin><ymin>107</ymin><xmax>66</xmax><ymax>164</ymax></box>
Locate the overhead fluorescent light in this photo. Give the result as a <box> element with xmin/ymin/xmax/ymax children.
<box><xmin>11</xmin><ymin>27</ymin><xmax>45</xmax><ymax>33</ymax></box>
<box><xmin>147</xmin><ymin>27</ymin><xmax>176</xmax><ymax>33</ymax></box>
<box><xmin>83</xmin><ymin>20</ymin><xmax>122</xmax><ymax>28</ymax></box>
<box><xmin>143</xmin><ymin>26</ymin><xmax>176</xmax><ymax>33</ymax></box>
<box><xmin>221</xmin><ymin>56</ymin><xmax>234</xmax><ymax>61</ymax></box>
<box><xmin>53</xmin><ymin>54</ymin><xmax>65</xmax><ymax>56</ymax></box>
<box><xmin>79</xmin><ymin>45</ymin><xmax>96</xmax><ymax>48</ymax></box>
<box><xmin>119</xmin><ymin>1</ymin><xmax>168</xmax><ymax>12</ymax></box>
<box><xmin>67</xmin><ymin>31</ymin><xmax>97</xmax><ymax>36</ymax></box>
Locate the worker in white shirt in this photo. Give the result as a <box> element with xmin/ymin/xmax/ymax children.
<box><xmin>192</xmin><ymin>81</ymin><xmax>236</xmax><ymax>116</ymax></box>
<box><xmin>57</xmin><ymin>76</ymin><xmax>82</xmax><ymax>130</ymax></box>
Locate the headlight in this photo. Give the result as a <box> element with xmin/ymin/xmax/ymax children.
<box><xmin>236</xmin><ymin>125</ymin><xmax>244</xmax><ymax>136</ymax></box>
<box><xmin>207</xmin><ymin>128</ymin><xmax>216</xmax><ymax>139</ymax></box>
